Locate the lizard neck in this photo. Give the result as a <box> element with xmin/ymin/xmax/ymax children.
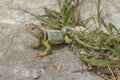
<box><xmin>33</xmin><ymin>30</ymin><xmax>44</xmax><ymax>41</ymax></box>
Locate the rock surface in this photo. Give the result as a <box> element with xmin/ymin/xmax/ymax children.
<box><xmin>0</xmin><ymin>0</ymin><xmax>120</xmax><ymax>80</ymax></box>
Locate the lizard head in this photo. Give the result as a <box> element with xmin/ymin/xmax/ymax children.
<box><xmin>24</xmin><ymin>23</ymin><xmax>44</xmax><ymax>39</ymax></box>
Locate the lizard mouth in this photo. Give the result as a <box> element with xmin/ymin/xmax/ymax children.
<box><xmin>24</xmin><ymin>26</ymin><xmax>28</xmax><ymax>31</ymax></box>
<box><xmin>24</xmin><ymin>24</ymin><xmax>30</xmax><ymax>31</ymax></box>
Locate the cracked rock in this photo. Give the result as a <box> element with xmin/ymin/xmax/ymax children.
<box><xmin>1</xmin><ymin>0</ymin><xmax>120</xmax><ymax>80</ymax></box>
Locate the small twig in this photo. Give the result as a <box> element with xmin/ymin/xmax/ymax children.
<box><xmin>108</xmin><ymin>65</ymin><xmax>116</xmax><ymax>80</ymax></box>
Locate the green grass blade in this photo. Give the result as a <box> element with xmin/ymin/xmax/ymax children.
<box><xmin>113</xmin><ymin>42</ymin><xmax>120</xmax><ymax>58</ymax></box>
<box><xmin>97</xmin><ymin>0</ymin><xmax>101</xmax><ymax>18</ymax></box>
<box><xmin>21</xmin><ymin>9</ymin><xmax>61</xmax><ymax>29</ymax></box>
<box><xmin>107</xmin><ymin>23</ymin><xmax>119</xmax><ymax>34</ymax></box>
<box><xmin>81</xmin><ymin>53</ymin><xmax>120</xmax><ymax>68</ymax></box>
<box><xmin>95</xmin><ymin>0</ymin><xmax>102</xmax><ymax>29</ymax></box>
<box><xmin>61</xmin><ymin>0</ymin><xmax>70</xmax><ymax>15</ymax></box>
<box><xmin>44</xmin><ymin>7</ymin><xmax>61</xmax><ymax>19</ymax></box>
<box><xmin>61</xmin><ymin>0</ymin><xmax>79</xmax><ymax>26</ymax></box>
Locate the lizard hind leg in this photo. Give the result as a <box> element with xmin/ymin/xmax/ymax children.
<box><xmin>37</xmin><ymin>40</ymin><xmax>51</xmax><ymax>57</ymax></box>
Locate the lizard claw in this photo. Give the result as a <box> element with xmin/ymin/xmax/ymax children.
<box><xmin>37</xmin><ymin>52</ymin><xmax>47</xmax><ymax>57</ymax></box>
<box><xmin>31</xmin><ymin>43</ymin><xmax>40</xmax><ymax>49</ymax></box>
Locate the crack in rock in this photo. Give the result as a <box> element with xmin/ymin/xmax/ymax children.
<box><xmin>3</xmin><ymin>26</ymin><xmax>23</xmax><ymax>56</ymax></box>
<box><xmin>4</xmin><ymin>32</ymin><xmax>16</xmax><ymax>55</ymax></box>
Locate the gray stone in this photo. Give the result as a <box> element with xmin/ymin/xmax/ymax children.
<box><xmin>1</xmin><ymin>0</ymin><xmax>120</xmax><ymax>80</ymax></box>
<box><xmin>0</xmin><ymin>24</ymin><xmax>103</xmax><ymax>80</ymax></box>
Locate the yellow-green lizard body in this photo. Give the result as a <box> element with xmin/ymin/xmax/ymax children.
<box><xmin>24</xmin><ymin>23</ymin><xmax>73</xmax><ymax>56</ymax></box>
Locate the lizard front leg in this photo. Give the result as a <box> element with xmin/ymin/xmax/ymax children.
<box><xmin>37</xmin><ymin>40</ymin><xmax>51</xmax><ymax>57</ymax></box>
<box><xmin>31</xmin><ymin>40</ymin><xmax>41</xmax><ymax>49</ymax></box>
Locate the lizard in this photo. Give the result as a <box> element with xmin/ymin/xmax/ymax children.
<box><xmin>24</xmin><ymin>23</ymin><xmax>89</xmax><ymax>57</ymax></box>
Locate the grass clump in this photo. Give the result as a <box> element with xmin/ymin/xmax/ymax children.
<box><xmin>22</xmin><ymin>0</ymin><xmax>81</xmax><ymax>29</ymax></box>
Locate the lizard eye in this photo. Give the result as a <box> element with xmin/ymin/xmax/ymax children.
<box><xmin>31</xmin><ymin>26</ymin><xmax>36</xmax><ymax>30</ymax></box>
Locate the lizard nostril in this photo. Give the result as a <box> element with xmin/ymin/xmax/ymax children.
<box><xmin>24</xmin><ymin>25</ymin><xmax>27</xmax><ymax>30</ymax></box>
